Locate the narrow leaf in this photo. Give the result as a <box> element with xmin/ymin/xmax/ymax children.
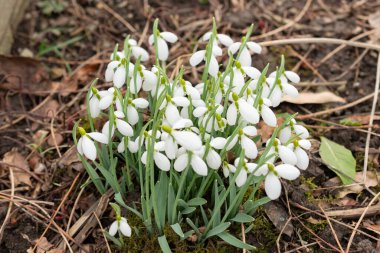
<box><xmin>218</xmin><ymin>232</ymin><xmax>255</xmax><ymax>250</ymax></box>
<box><xmin>158</xmin><ymin>235</ymin><xmax>172</xmax><ymax>253</ymax></box>
<box><xmin>187</xmin><ymin>197</ymin><xmax>207</xmax><ymax>206</ymax></box>
<box><xmin>231</xmin><ymin>213</ymin><xmax>254</xmax><ymax>223</ymax></box>
<box><xmin>205</xmin><ymin>222</ymin><xmax>231</xmax><ymax>239</ymax></box>
<box><xmin>170</xmin><ymin>223</ymin><xmax>184</xmax><ymax>238</ymax></box>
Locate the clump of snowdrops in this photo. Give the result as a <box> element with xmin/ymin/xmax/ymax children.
<box><xmin>73</xmin><ymin>19</ymin><xmax>310</xmax><ymax>251</ymax></box>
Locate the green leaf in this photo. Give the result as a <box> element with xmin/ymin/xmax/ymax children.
<box><xmin>205</xmin><ymin>222</ymin><xmax>231</xmax><ymax>239</ymax></box>
<box><xmin>182</xmin><ymin>206</ymin><xmax>196</xmax><ymax>215</ymax></box>
<box><xmin>217</xmin><ymin>232</ymin><xmax>255</xmax><ymax>250</ymax></box>
<box><xmin>187</xmin><ymin>197</ymin><xmax>207</xmax><ymax>206</ymax></box>
<box><xmin>170</xmin><ymin>223</ymin><xmax>184</xmax><ymax>238</ymax></box>
<box><xmin>319</xmin><ymin>137</ymin><xmax>356</xmax><ymax>185</ymax></box>
<box><xmin>158</xmin><ymin>235</ymin><xmax>172</xmax><ymax>253</ymax></box>
<box><xmin>231</xmin><ymin>213</ymin><xmax>254</xmax><ymax>223</ymax></box>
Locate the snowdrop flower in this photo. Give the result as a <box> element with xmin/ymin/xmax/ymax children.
<box><xmin>117</xmin><ymin>136</ymin><xmax>143</xmax><ymax>153</ymax></box>
<box><xmin>226</xmin><ymin>93</ymin><xmax>259</xmax><ymax>126</ymax></box>
<box><xmin>267</xmin><ymin>138</ymin><xmax>297</xmax><ymax>165</ymax></box>
<box><xmin>256</xmin><ymin>163</ymin><xmax>301</xmax><ymax>200</ymax></box>
<box><xmin>102</xmin><ymin>111</ymin><xmax>134</xmax><ymax>138</ymax></box>
<box><xmin>222</xmin><ymin>161</ymin><xmax>236</xmax><ymax>178</ymax></box>
<box><xmin>203</xmin><ymin>32</ymin><xmax>234</xmax><ymax>48</ymax></box>
<box><xmin>77</xmin><ymin>127</ymin><xmax>108</xmax><ymax>161</ymax></box>
<box><xmin>233</xmin><ymin>158</ymin><xmax>257</xmax><ymax>187</ymax></box>
<box><xmin>226</xmin><ymin>126</ymin><xmax>258</xmax><ymax>159</ymax></box>
<box><xmin>193</xmin><ymin>103</ymin><xmax>225</xmax><ymax>133</ymax></box>
<box><xmin>161</xmin><ymin>119</ymin><xmax>202</xmax><ymax>159</ymax></box>
<box><xmin>88</xmin><ymin>87</ymin><xmax>113</xmax><ymax>118</ymax></box>
<box><xmin>174</xmin><ymin>149</ymin><xmax>208</xmax><ymax>176</ymax></box>
<box><xmin>128</xmin><ymin>39</ymin><xmax>149</xmax><ymax>61</ymax></box>
<box><xmin>98</xmin><ymin>87</ymin><xmax>117</xmax><ymax>110</ymax></box>
<box><xmin>109</xmin><ymin>217</ymin><xmax>132</xmax><ymax>237</ymax></box>
<box><xmin>189</xmin><ymin>50</ymin><xmax>219</xmax><ymax>77</ymax></box>
<box><xmin>258</xmin><ymin>98</ymin><xmax>277</xmax><ymax>127</ymax></box>
<box><xmin>149</xmin><ymin>31</ymin><xmax>178</xmax><ymax>61</ymax></box>
<box><xmin>270</xmin><ymin>70</ymin><xmax>300</xmax><ymax>84</ymax></box>
<box><xmin>161</xmin><ymin>95</ymin><xmax>190</xmax><ymax>125</ymax></box>
<box><xmin>288</xmin><ymin>139</ymin><xmax>311</xmax><ymax>170</ymax></box>
<box><xmin>279</xmin><ymin>119</ymin><xmax>310</xmax><ymax>143</ymax></box>
<box><xmin>228</xmin><ymin>40</ymin><xmax>262</xmax><ymax>66</ymax></box>
<box><xmin>141</xmin><ymin>141</ymin><xmax>170</xmax><ymax>171</ymax></box>
<box><xmin>126</xmin><ymin>98</ymin><xmax>149</xmax><ymax>125</ymax></box>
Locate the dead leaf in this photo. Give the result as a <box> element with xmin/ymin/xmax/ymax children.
<box><xmin>282</xmin><ymin>91</ymin><xmax>346</xmax><ymax>104</ymax></box>
<box><xmin>264</xmin><ymin>201</ymin><xmax>293</xmax><ymax>237</ymax></box>
<box><xmin>368</xmin><ymin>11</ymin><xmax>380</xmax><ymax>43</ymax></box>
<box><xmin>364</xmin><ymin>223</ymin><xmax>380</xmax><ymax>233</ymax></box>
<box><xmin>326</xmin><ymin>171</ymin><xmax>380</xmax><ymax>198</ymax></box>
<box><xmin>257</xmin><ymin>117</ymin><xmax>284</xmax><ymax>144</ymax></box>
<box><xmin>48</xmin><ymin>132</ymin><xmax>64</xmax><ymax>147</ymax></box>
<box><xmin>2</xmin><ymin>149</ymin><xmax>32</xmax><ymax>186</ymax></box>
<box><xmin>332</xmin><ymin>197</ymin><xmax>358</xmax><ymax>207</ymax></box>
<box><xmin>35</xmin><ymin>99</ymin><xmax>60</xmax><ymax>118</ymax></box>
<box><xmin>27</xmin><ymin>236</ymin><xmax>63</xmax><ymax>253</ymax></box>
<box><xmin>343</xmin><ymin>114</ymin><xmax>380</xmax><ymax>125</ymax></box>
<box><xmin>0</xmin><ymin>56</ymin><xmax>51</xmax><ymax>95</ymax></box>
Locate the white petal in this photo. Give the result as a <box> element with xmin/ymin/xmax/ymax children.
<box><xmin>246</xmin><ymin>163</ymin><xmax>257</xmax><ymax>173</ymax></box>
<box><xmin>265</xmin><ymin>173</ymin><xmax>282</xmax><ymax>200</ymax></box>
<box><xmin>283</xmin><ymin>83</ymin><xmax>298</xmax><ymax>97</ymax></box>
<box><xmin>132</xmin><ymin>46</ymin><xmax>149</xmax><ymax>61</ymax></box>
<box><xmin>243</xmin><ymin>126</ymin><xmax>257</xmax><ymax>136</ymax></box>
<box><xmin>208</xmin><ymin>55</ymin><xmax>219</xmax><ymax>77</ymax></box>
<box><xmin>117</xmin><ymin>140</ymin><xmax>125</xmax><ymax>153</ymax></box>
<box><xmin>128</xmin><ymin>39</ymin><xmax>137</xmax><ymax>46</ymax></box>
<box><xmin>295</xmin><ymin>147</ymin><xmax>309</xmax><ymax>170</ymax></box>
<box><xmin>269</xmin><ymin>86</ymin><xmax>282</xmax><ymax>107</ymax></box>
<box><xmin>235</xmin><ymin>169</ymin><xmax>247</xmax><ymax>187</ymax></box>
<box><xmin>165</xmin><ymin>104</ymin><xmax>181</xmax><ymax>125</ymax></box>
<box><xmin>193</xmin><ymin>106</ymin><xmax>208</xmax><ymax>118</ymax></box>
<box><xmin>202</xmin><ymin>32</ymin><xmax>212</xmax><ymax>41</ymax></box>
<box><xmin>109</xmin><ymin>221</ymin><xmax>118</xmax><ymax>236</ymax></box>
<box><xmin>278</xmin><ymin>146</ymin><xmax>297</xmax><ymax>165</ymax></box>
<box><xmin>261</xmin><ymin>105</ymin><xmax>277</xmax><ymax>127</ymax></box>
<box><xmin>172</xmin><ymin>118</ymin><xmax>193</xmax><ymax>129</ymax></box>
<box><xmin>206</xmin><ymin>149</ymin><xmax>221</xmax><ymax>170</ymax></box>
<box><xmin>130</xmin><ymin>74</ymin><xmax>142</xmax><ymax>94</ymax></box>
<box><xmin>88</xmin><ymin>132</ymin><xmax>108</xmax><ymax>144</ymax></box>
<box><xmin>223</xmin><ymin>166</ymin><xmax>230</xmax><ymax>178</ymax></box>
<box><xmin>189</xmin><ymin>50</ymin><xmax>206</xmax><ymax>66</ymax></box>
<box><xmin>241</xmin><ymin>136</ymin><xmax>258</xmax><ymax>159</ymax></box>
<box><xmin>212</xmin><ymin>45</ymin><xmax>222</xmax><ymax>56</ymax></box>
<box><xmin>226</xmin><ymin>136</ymin><xmax>238</xmax><ymax>151</ymax></box>
<box><xmin>279</xmin><ymin>126</ymin><xmax>292</xmax><ymax>144</ymax></box>
<box><xmin>172</xmin><ymin>131</ymin><xmax>202</xmax><ymax>151</ymax></box>
<box><xmin>114</xmin><ymin>110</ymin><xmax>125</xmax><ymax>119</ymax></box>
<box><xmin>157</xmin><ymin>38</ymin><xmax>169</xmax><ymax>61</ymax></box>
<box><xmin>128</xmin><ymin>138</ymin><xmax>139</xmax><ymax>153</ymax></box>
<box><xmin>239</xmin><ymin>99</ymin><xmax>259</xmax><ymax>124</ymax></box>
<box><xmin>185</xmin><ymin>84</ymin><xmax>201</xmax><ymax>100</ymax></box>
<box><xmin>154</xmin><ymin>152</ymin><xmax>171</xmax><ymax>171</ymax></box>
<box><xmin>160</xmin><ymin>32</ymin><xmax>178</xmax><ymax>43</ymax></box>
<box><xmin>105</xmin><ymin>68</ymin><xmax>114</xmax><ymax>82</ymax></box>
<box><xmin>119</xmin><ymin>219</ymin><xmax>132</xmax><ymax>237</ymax></box>
<box><xmin>99</xmin><ymin>95</ymin><xmax>113</xmax><ymax>110</ymax></box>
<box><xmin>253</xmin><ymin>164</ymin><xmax>269</xmax><ymax>176</ymax></box>
<box><xmin>242</xmin><ymin>67</ymin><xmax>261</xmax><ymax>80</ymax></box>
<box><xmin>238</xmin><ymin>47</ymin><xmax>251</xmax><ymax>67</ymax></box>
<box><xmin>127</xmin><ymin>105</ymin><xmax>139</xmax><ymax>126</ymax></box>
<box><xmin>174</xmin><ymin>153</ymin><xmax>189</xmax><ymax>172</ymax></box>
<box><xmin>172</xmin><ymin>97</ymin><xmax>190</xmax><ymax>107</ymax></box>
<box><xmin>298</xmin><ymin>140</ymin><xmax>311</xmax><ymax>150</ymax></box>
<box><xmin>191</xmin><ymin>155</ymin><xmax>208</xmax><ymax>176</ymax></box>
<box><xmin>210</xmin><ymin>137</ymin><xmax>227</xmax><ymax>149</ymax></box>
<box><xmin>148</xmin><ymin>34</ymin><xmax>154</xmax><ymax>45</ymax></box>
<box><xmin>77</xmin><ymin>137</ymin><xmax>83</xmax><ymax>155</ymax></box>
<box><xmin>294</xmin><ymin>125</ymin><xmax>309</xmax><ymax>139</ymax></box>
<box><xmin>116</xmin><ymin>119</ymin><xmax>133</xmax><ymax>137</ymax></box>
<box><xmin>113</xmin><ymin>67</ymin><xmax>126</xmax><ymax>88</ymax></box>
<box><xmin>133</xmin><ymin>98</ymin><xmax>149</xmax><ymax>109</ymax></box>
<box><xmin>101</xmin><ymin>121</ymin><xmax>115</xmax><ymax>138</ymax></box>
<box><xmin>226</xmin><ymin>103</ymin><xmax>238</xmax><ymax>126</ymax></box>
<box><xmin>228</xmin><ymin>42</ymin><xmax>241</xmax><ymax>54</ymax></box>
<box><xmin>82</xmin><ymin>136</ymin><xmax>97</xmax><ymax>161</ymax></box>
<box><xmin>89</xmin><ymin>97</ymin><xmax>100</xmax><ymax>118</ymax></box>
<box><xmin>246</xmin><ymin>41</ymin><xmax>262</xmax><ymax>54</ymax></box>
<box><xmin>217</xmin><ymin>34</ymin><xmax>234</xmax><ymax>47</ymax></box>
<box><xmin>165</xmin><ymin>137</ymin><xmax>177</xmax><ymax>160</ymax></box>
<box><xmin>142</xmin><ymin>70</ymin><xmax>157</xmax><ymax>91</ymax></box>
<box><xmin>285</xmin><ymin>71</ymin><xmax>300</xmax><ymax>83</ymax></box>
<box><xmin>141</xmin><ymin>151</ymin><xmax>147</xmax><ymax>164</ymax></box>
<box><xmin>275</xmin><ymin>164</ymin><xmax>300</xmax><ymax>180</ymax></box>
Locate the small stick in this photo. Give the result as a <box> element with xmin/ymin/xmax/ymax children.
<box><xmin>319</xmin><ymin>205</ymin><xmax>344</xmax><ymax>252</ymax></box>
<box><xmin>0</xmin><ymin>167</ymin><xmax>14</xmax><ymax>242</ymax></box>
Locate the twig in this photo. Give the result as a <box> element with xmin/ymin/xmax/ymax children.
<box><xmin>97</xmin><ymin>1</ymin><xmax>137</xmax><ymax>33</ymax></box>
<box><xmin>319</xmin><ymin>205</ymin><xmax>344</xmax><ymax>252</ymax></box>
<box><xmin>294</xmin><ymin>81</ymin><xmax>346</xmax><ymax>87</ymax></box>
<box><xmin>363</xmin><ymin>53</ymin><xmax>380</xmax><ymax>186</ymax></box>
<box><xmin>252</xmin><ymin>0</ymin><xmax>313</xmax><ymax>40</ymax></box>
<box><xmin>93</xmin><ymin>212</ymin><xmax>112</xmax><ymax>253</ymax></box>
<box><xmin>0</xmin><ymin>167</ymin><xmax>14</xmax><ymax>242</ymax></box>
<box><xmin>345</xmin><ymin>192</ymin><xmax>380</xmax><ymax>253</ymax></box>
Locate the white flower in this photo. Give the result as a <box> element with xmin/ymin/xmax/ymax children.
<box><xmin>102</xmin><ymin>111</ymin><xmax>134</xmax><ymax>139</ymax></box>
<box><xmin>77</xmin><ymin>128</ymin><xmax>108</xmax><ymax>161</ymax></box>
<box><xmin>109</xmin><ymin>217</ymin><xmax>131</xmax><ymax>237</ymax></box>
<box><xmin>161</xmin><ymin>95</ymin><xmax>190</xmax><ymax>125</ymax></box>
<box><xmin>88</xmin><ymin>88</ymin><xmax>111</xmax><ymax>118</ymax></box>
<box><xmin>255</xmin><ymin>163</ymin><xmax>301</xmax><ymax>200</ymax></box>
<box><xmin>258</xmin><ymin>98</ymin><xmax>277</xmax><ymax>127</ymax></box>
<box><xmin>149</xmin><ymin>31</ymin><xmax>178</xmax><ymax>61</ymax></box>
<box><xmin>233</xmin><ymin>158</ymin><xmax>257</xmax><ymax>187</ymax></box>
<box><xmin>228</xmin><ymin>41</ymin><xmax>262</xmax><ymax>66</ymax></box>
<box><xmin>128</xmin><ymin>39</ymin><xmax>149</xmax><ymax>61</ymax></box>
<box><xmin>226</xmin><ymin>94</ymin><xmax>260</xmax><ymax>126</ymax></box>
<box><xmin>226</xmin><ymin>126</ymin><xmax>258</xmax><ymax>159</ymax></box>
<box><xmin>267</xmin><ymin>139</ymin><xmax>297</xmax><ymax>165</ymax></box>
<box><xmin>222</xmin><ymin>161</ymin><xmax>236</xmax><ymax>178</ymax></box>
<box><xmin>203</xmin><ymin>32</ymin><xmax>234</xmax><ymax>47</ymax></box>
<box><xmin>279</xmin><ymin>119</ymin><xmax>309</xmax><ymax>143</ymax></box>
<box><xmin>126</xmin><ymin>98</ymin><xmax>149</xmax><ymax>125</ymax></box>
<box><xmin>174</xmin><ymin>150</ymin><xmax>208</xmax><ymax>176</ymax></box>
<box><xmin>141</xmin><ymin>141</ymin><xmax>170</xmax><ymax>171</ymax></box>
<box><xmin>189</xmin><ymin>50</ymin><xmax>219</xmax><ymax>77</ymax></box>
<box><xmin>288</xmin><ymin>139</ymin><xmax>311</xmax><ymax>170</ymax></box>
<box><xmin>98</xmin><ymin>87</ymin><xmax>116</xmax><ymax>110</ymax></box>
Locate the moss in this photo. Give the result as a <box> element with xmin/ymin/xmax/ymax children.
<box><xmin>251</xmin><ymin>212</ymin><xmax>277</xmax><ymax>252</ymax></box>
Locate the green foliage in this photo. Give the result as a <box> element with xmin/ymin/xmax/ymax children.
<box><xmin>37</xmin><ymin>0</ymin><xmax>68</xmax><ymax>15</ymax></box>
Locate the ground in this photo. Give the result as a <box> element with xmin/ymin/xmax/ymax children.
<box><xmin>0</xmin><ymin>0</ymin><xmax>379</xmax><ymax>252</ymax></box>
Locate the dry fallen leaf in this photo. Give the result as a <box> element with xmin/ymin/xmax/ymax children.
<box><xmin>368</xmin><ymin>11</ymin><xmax>380</xmax><ymax>43</ymax></box>
<box><xmin>343</xmin><ymin>114</ymin><xmax>380</xmax><ymax>125</ymax></box>
<box><xmin>264</xmin><ymin>201</ymin><xmax>293</xmax><ymax>237</ymax></box>
<box><xmin>47</xmin><ymin>132</ymin><xmax>64</xmax><ymax>147</ymax></box>
<box><xmin>35</xmin><ymin>99</ymin><xmax>60</xmax><ymax>118</ymax></box>
<box><xmin>282</xmin><ymin>91</ymin><xmax>346</xmax><ymax>104</ymax></box>
<box><xmin>27</xmin><ymin>236</ymin><xmax>63</xmax><ymax>253</ymax></box>
<box><xmin>2</xmin><ymin>149</ymin><xmax>32</xmax><ymax>186</ymax></box>
<box><xmin>327</xmin><ymin>171</ymin><xmax>379</xmax><ymax>198</ymax></box>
